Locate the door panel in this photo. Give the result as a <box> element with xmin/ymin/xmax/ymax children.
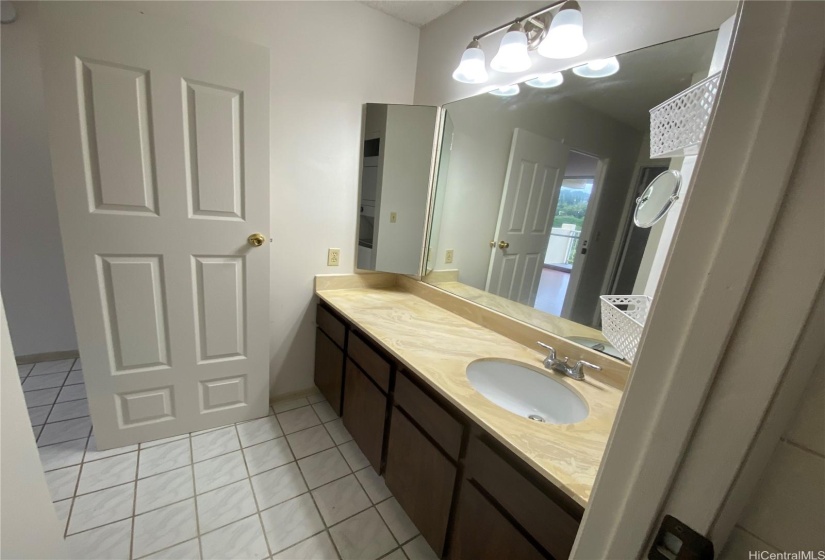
<box><xmin>486</xmin><ymin>129</ymin><xmax>568</xmax><ymax>307</ymax></box>
<box><xmin>98</xmin><ymin>255</ymin><xmax>170</xmax><ymax>372</ymax></box>
<box><xmin>78</xmin><ymin>60</ymin><xmax>158</xmax><ymax>215</ymax></box>
<box><xmin>183</xmin><ymin>80</ymin><xmax>244</xmax><ymax>220</ymax></box>
<box><xmin>39</xmin><ymin>2</ymin><xmax>270</xmax><ymax>448</ymax></box>
<box><xmin>193</xmin><ymin>256</ymin><xmax>245</xmax><ymax>362</ymax></box>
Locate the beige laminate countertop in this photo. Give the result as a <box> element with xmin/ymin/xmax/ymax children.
<box><xmin>316</xmin><ymin>285</ymin><xmax>623</xmax><ymax>507</ymax></box>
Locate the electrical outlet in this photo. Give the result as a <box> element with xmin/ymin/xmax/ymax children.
<box><xmin>390</xmin><ymin>212</ymin><xmax>397</xmax><ymax>223</ymax></box>
<box><xmin>327</xmin><ymin>248</ymin><xmax>340</xmax><ymax>266</ymax></box>
<box><xmin>445</xmin><ymin>249</ymin><xmax>454</xmax><ymax>264</ymax></box>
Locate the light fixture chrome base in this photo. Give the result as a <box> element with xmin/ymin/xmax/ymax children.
<box><xmin>524</xmin><ymin>14</ymin><xmax>551</xmax><ymax>51</ymax></box>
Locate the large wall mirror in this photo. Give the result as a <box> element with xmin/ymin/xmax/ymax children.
<box><xmin>357</xmin><ymin>103</ymin><xmax>438</xmax><ymax>275</ymax></box>
<box><xmin>424</xmin><ymin>31</ymin><xmax>719</xmax><ymax>350</ymax></box>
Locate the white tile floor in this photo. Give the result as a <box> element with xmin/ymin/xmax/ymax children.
<box><xmin>20</xmin><ymin>359</ymin><xmax>439</xmax><ymax>560</ymax></box>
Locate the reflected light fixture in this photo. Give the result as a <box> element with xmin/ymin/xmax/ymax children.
<box><xmin>537</xmin><ymin>1</ymin><xmax>588</xmax><ymax>59</ymax></box>
<box><xmin>525</xmin><ymin>72</ymin><xmax>564</xmax><ymax>88</ymax></box>
<box><xmin>452</xmin><ymin>40</ymin><xmax>489</xmax><ymax>84</ymax></box>
<box><xmin>572</xmin><ymin>56</ymin><xmax>620</xmax><ymax>78</ymax></box>
<box><xmin>489</xmin><ymin>84</ymin><xmax>521</xmax><ymax>97</ymax></box>
<box><xmin>490</xmin><ymin>21</ymin><xmax>532</xmax><ymax>73</ymax></box>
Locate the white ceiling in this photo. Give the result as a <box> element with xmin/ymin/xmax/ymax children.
<box><xmin>360</xmin><ymin>1</ymin><xmax>464</xmax><ymax>28</ymax></box>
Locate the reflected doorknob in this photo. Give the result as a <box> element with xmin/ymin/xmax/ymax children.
<box><xmin>498</xmin><ymin>240</ymin><xmax>510</xmax><ymax>249</ymax></box>
<box><xmin>247</xmin><ymin>233</ymin><xmax>266</xmax><ymax>247</ymax></box>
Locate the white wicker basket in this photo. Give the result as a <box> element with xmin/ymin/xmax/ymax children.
<box><xmin>650</xmin><ymin>72</ymin><xmax>721</xmax><ymax>159</ymax></box>
<box><xmin>600</xmin><ymin>295</ymin><xmax>652</xmax><ymax>363</ymax></box>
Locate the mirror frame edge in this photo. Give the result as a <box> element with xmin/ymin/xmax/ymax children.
<box><xmin>417</xmin><ymin>105</ymin><xmax>446</xmax><ymax>280</ymax></box>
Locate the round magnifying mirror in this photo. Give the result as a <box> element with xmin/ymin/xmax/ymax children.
<box><xmin>634</xmin><ymin>170</ymin><xmax>682</xmax><ymax>228</ymax></box>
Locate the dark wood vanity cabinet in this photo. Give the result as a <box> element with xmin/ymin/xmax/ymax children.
<box><xmin>383</xmin><ymin>370</ymin><xmax>467</xmax><ymax>557</ymax></box>
<box><xmin>455</xmin><ymin>436</ymin><xmax>583</xmax><ymax>560</ymax></box>
<box><xmin>342</xmin><ymin>358</ymin><xmax>387</xmax><ymax>473</ymax></box>
<box><xmin>450</xmin><ymin>480</ymin><xmax>546</xmax><ymax>560</ymax></box>
<box><xmin>313</xmin><ymin>302</ymin><xmax>582</xmax><ymax>559</ymax></box>
<box><xmin>342</xmin><ymin>331</ymin><xmax>393</xmax><ymax>473</ymax></box>
<box><xmin>314</xmin><ymin>305</ymin><xmax>347</xmax><ymax>415</ymax></box>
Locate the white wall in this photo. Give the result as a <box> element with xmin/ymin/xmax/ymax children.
<box><xmin>414</xmin><ymin>1</ymin><xmax>737</xmax><ymax>107</ymax></box>
<box><xmin>3</xmin><ymin>1</ymin><xmax>420</xmax><ymax>397</ymax></box>
<box><xmin>374</xmin><ymin>105</ymin><xmax>437</xmax><ymax>275</ymax></box>
<box><xmin>0</xmin><ymin>299</ymin><xmax>67</xmax><ymax>559</ymax></box>
<box><xmin>1</xmin><ymin>2</ymin><xmax>78</xmax><ymax>358</ymax></box>
<box><xmin>431</xmin><ymin>93</ymin><xmax>643</xmax><ymax>300</ymax></box>
<box><xmin>720</xmin><ymin>352</ymin><xmax>824</xmax><ymax>556</ymax></box>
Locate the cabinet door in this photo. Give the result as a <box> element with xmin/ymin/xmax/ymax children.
<box><xmin>314</xmin><ymin>329</ymin><xmax>344</xmax><ymax>415</ymax></box>
<box><xmin>450</xmin><ymin>481</ymin><xmax>546</xmax><ymax>560</ymax></box>
<box><xmin>342</xmin><ymin>359</ymin><xmax>386</xmax><ymax>473</ymax></box>
<box><xmin>385</xmin><ymin>407</ymin><xmax>457</xmax><ymax>557</ymax></box>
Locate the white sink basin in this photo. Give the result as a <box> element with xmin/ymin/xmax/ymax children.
<box><xmin>466</xmin><ymin>360</ymin><xmax>588</xmax><ymax>425</ymax></box>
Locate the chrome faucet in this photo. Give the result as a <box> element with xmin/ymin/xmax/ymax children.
<box><xmin>537</xmin><ymin>341</ymin><xmax>601</xmax><ymax>381</ymax></box>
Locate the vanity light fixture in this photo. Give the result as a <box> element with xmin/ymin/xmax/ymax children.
<box><xmin>490</xmin><ymin>21</ymin><xmax>533</xmax><ymax>73</ymax></box>
<box><xmin>572</xmin><ymin>56</ymin><xmax>620</xmax><ymax>78</ymax></box>
<box><xmin>525</xmin><ymin>72</ymin><xmax>564</xmax><ymax>88</ymax></box>
<box><xmin>451</xmin><ymin>0</ymin><xmax>588</xmax><ymax>84</ymax></box>
<box><xmin>489</xmin><ymin>84</ymin><xmax>521</xmax><ymax>97</ymax></box>
<box><xmin>452</xmin><ymin>40</ymin><xmax>489</xmax><ymax>84</ymax></box>
<box><xmin>537</xmin><ymin>1</ymin><xmax>588</xmax><ymax>59</ymax></box>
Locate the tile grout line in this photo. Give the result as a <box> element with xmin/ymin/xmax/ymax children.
<box><xmin>37</xmin><ymin>359</ymin><xmax>76</xmax><ymax>441</ymax></box>
<box><xmin>780</xmin><ymin>435</ymin><xmax>825</xmax><ymax>459</ymax></box>
<box><xmin>62</xmin><ymin>393</ymin><xmax>96</xmax><ymax>538</ymax></box>
<box><xmin>233</xmin><ymin>423</ymin><xmax>273</xmax><ymax>559</ymax></box>
<box><xmin>53</xmin><ymin>395</ymin><xmax>409</xmax><ymax>559</ymax></box>
<box><xmin>186</xmin><ymin>434</ymin><xmax>204</xmax><ymax>560</ymax></box>
<box><xmin>128</xmin><ymin>443</ymin><xmax>140</xmax><ymax>560</ymax></box>
<box><xmin>344</xmin><ymin>445</ymin><xmax>402</xmax><ymax>553</ymax></box>
<box><xmin>288</xmin><ymin>424</ymin><xmax>344</xmax><ymax>560</ymax></box>
<box><xmin>62</xmin><ymin>431</ymin><xmax>93</xmax><ymax>539</ymax></box>
<box><xmin>32</xmin><ymin>358</ymin><xmax>86</xmax><ymax>541</ymax></box>
<box><xmin>264</xmin><ymin>426</ymin><xmax>401</xmax><ymax>559</ymax></box>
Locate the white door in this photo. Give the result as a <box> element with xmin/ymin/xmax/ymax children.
<box><xmin>486</xmin><ymin>129</ymin><xmax>569</xmax><ymax>306</ymax></box>
<box><xmin>39</xmin><ymin>3</ymin><xmax>270</xmax><ymax>449</ymax></box>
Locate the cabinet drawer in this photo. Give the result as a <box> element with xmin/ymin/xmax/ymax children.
<box><xmin>314</xmin><ymin>329</ymin><xmax>344</xmax><ymax>415</ymax></box>
<box><xmin>342</xmin><ymin>359</ymin><xmax>387</xmax><ymax>473</ymax></box>
<box><xmin>450</xmin><ymin>480</ymin><xmax>546</xmax><ymax>560</ymax></box>
<box><xmin>348</xmin><ymin>331</ymin><xmax>391</xmax><ymax>392</ymax></box>
<box><xmin>316</xmin><ymin>304</ymin><xmax>346</xmax><ymax>348</ymax></box>
<box><xmin>465</xmin><ymin>437</ymin><xmax>581</xmax><ymax>560</ymax></box>
<box><xmin>394</xmin><ymin>371</ymin><xmax>464</xmax><ymax>460</ymax></box>
<box><xmin>385</xmin><ymin>407</ymin><xmax>457</xmax><ymax>557</ymax></box>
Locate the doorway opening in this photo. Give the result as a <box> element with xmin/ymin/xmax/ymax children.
<box><xmin>534</xmin><ymin>151</ymin><xmax>600</xmax><ymax>316</ymax></box>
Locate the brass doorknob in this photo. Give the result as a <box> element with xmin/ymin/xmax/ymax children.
<box><xmin>498</xmin><ymin>240</ymin><xmax>510</xmax><ymax>249</ymax></box>
<box><xmin>247</xmin><ymin>233</ymin><xmax>266</xmax><ymax>247</ymax></box>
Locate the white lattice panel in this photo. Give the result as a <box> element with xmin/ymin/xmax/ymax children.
<box><xmin>650</xmin><ymin>73</ymin><xmax>721</xmax><ymax>159</ymax></box>
<box><xmin>600</xmin><ymin>295</ymin><xmax>652</xmax><ymax>363</ymax></box>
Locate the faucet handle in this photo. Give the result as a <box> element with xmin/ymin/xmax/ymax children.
<box><xmin>572</xmin><ymin>359</ymin><xmax>602</xmax><ymax>378</ymax></box>
<box><xmin>537</xmin><ymin>341</ymin><xmax>556</xmax><ymax>358</ymax></box>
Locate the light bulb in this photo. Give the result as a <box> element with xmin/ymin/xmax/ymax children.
<box><xmin>525</xmin><ymin>72</ymin><xmax>564</xmax><ymax>89</ymax></box>
<box><xmin>490</xmin><ymin>23</ymin><xmax>532</xmax><ymax>73</ymax></box>
<box><xmin>452</xmin><ymin>40</ymin><xmax>489</xmax><ymax>84</ymax></box>
<box><xmin>538</xmin><ymin>1</ymin><xmax>588</xmax><ymax>60</ymax></box>
<box><xmin>572</xmin><ymin>56</ymin><xmax>620</xmax><ymax>78</ymax></box>
<box><xmin>489</xmin><ymin>84</ymin><xmax>520</xmax><ymax>97</ymax></box>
